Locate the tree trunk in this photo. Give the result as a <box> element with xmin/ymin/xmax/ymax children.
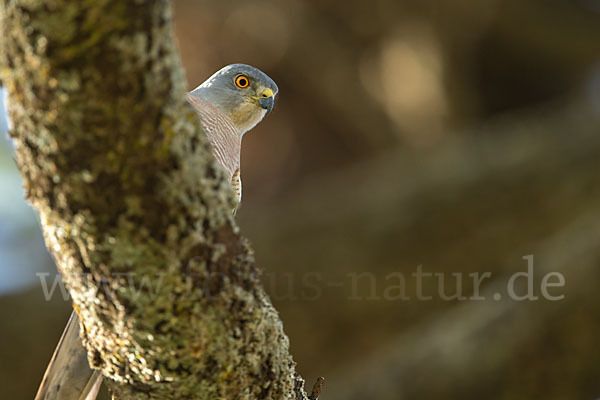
<box><xmin>0</xmin><ymin>1</ymin><xmax>308</xmax><ymax>399</ymax></box>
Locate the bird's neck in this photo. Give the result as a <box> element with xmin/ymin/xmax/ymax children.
<box><xmin>189</xmin><ymin>88</ymin><xmax>264</xmax><ymax>138</ymax></box>
<box><xmin>230</xmin><ymin>104</ymin><xmax>267</xmax><ymax>136</ymax></box>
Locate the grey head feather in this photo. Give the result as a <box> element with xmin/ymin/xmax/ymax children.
<box><xmin>191</xmin><ymin>63</ymin><xmax>278</xmax><ymax>95</ymax></box>
<box><xmin>188</xmin><ymin>64</ymin><xmax>278</xmax><ymax>134</ymax></box>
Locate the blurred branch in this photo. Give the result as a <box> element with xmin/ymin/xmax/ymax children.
<box><xmin>244</xmin><ymin>97</ymin><xmax>600</xmax><ymax>238</ymax></box>
<box><xmin>329</xmin><ymin>209</ymin><xmax>600</xmax><ymax>399</ymax></box>
<box><xmin>495</xmin><ymin>0</ymin><xmax>600</xmax><ymax>69</ymax></box>
<box><xmin>0</xmin><ymin>1</ymin><xmax>308</xmax><ymax>399</ymax></box>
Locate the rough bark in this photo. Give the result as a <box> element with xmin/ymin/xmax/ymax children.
<box><xmin>0</xmin><ymin>1</ymin><xmax>307</xmax><ymax>399</ymax></box>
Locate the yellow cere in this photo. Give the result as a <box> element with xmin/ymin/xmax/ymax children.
<box><xmin>260</xmin><ymin>88</ymin><xmax>274</xmax><ymax>98</ymax></box>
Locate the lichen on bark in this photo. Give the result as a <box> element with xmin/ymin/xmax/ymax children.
<box><xmin>0</xmin><ymin>0</ymin><xmax>307</xmax><ymax>398</ymax></box>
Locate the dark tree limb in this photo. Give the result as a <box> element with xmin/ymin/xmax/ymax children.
<box><xmin>0</xmin><ymin>1</ymin><xmax>308</xmax><ymax>399</ymax></box>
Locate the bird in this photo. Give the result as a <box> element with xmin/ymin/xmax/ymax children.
<box><xmin>187</xmin><ymin>63</ymin><xmax>278</xmax><ymax>206</ymax></box>
<box><xmin>34</xmin><ymin>64</ymin><xmax>278</xmax><ymax>400</ymax></box>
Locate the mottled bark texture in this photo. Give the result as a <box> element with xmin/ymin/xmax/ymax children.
<box><xmin>0</xmin><ymin>1</ymin><xmax>307</xmax><ymax>399</ymax></box>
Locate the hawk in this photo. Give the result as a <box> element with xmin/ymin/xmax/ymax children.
<box><xmin>187</xmin><ymin>63</ymin><xmax>278</xmax><ymax>205</ymax></box>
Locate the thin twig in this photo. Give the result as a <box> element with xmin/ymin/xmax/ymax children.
<box><xmin>309</xmin><ymin>377</ymin><xmax>325</xmax><ymax>400</ymax></box>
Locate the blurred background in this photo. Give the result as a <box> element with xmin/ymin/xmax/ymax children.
<box><xmin>2</xmin><ymin>0</ymin><xmax>600</xmax><ymax>399</ymax></box>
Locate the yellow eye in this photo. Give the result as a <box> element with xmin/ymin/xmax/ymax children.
<box><xmin>234</xmin><ymin>74</ymin><xmax>250</xmax><ymax>88</ymax></box>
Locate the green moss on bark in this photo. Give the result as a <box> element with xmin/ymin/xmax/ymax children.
<box><xmin>0</xmin><ymin>1</ymin><xmax>307</xmax><ymax>398</ymax></box>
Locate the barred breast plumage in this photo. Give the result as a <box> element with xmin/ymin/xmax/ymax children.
<box><xmin>186</xmin><ymin>94</ymin><xmax>242</xmax><ymax>202</ymax></box>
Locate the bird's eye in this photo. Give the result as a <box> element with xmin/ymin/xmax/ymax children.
<box><xmin>234</xmin><ymin>74</ymin><xmax>250</xmax><ymax>88</ymax></box>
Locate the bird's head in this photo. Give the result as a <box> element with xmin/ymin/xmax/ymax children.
<box><xmin>190</xmin><ymin>63</ymin><xmax>278</xmax><ymax>135</ymax></box>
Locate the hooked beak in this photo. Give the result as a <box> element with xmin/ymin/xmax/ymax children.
<box><xmin>258</xmin><ymin>88</ymin><xmax>275</xmax><ymax>114</ymax></box>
